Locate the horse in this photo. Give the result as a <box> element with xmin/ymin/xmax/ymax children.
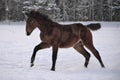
<box><xmin>25</xmin><ymin>10</ymin><xmax>105</xmax><ymax>71</ymax></box>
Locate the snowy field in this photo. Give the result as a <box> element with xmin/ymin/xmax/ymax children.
<box><xmin>0</xmin><ymin>22</ymin><xmax>120</xmax><ymax>80</ymax></box>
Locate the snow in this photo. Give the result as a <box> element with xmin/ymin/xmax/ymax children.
<box><xmin>0</xmin><ymin>22</ymin><xmax>120</xmax><ymax>80</ymax></box>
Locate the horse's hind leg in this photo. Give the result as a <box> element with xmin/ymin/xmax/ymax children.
<box><xmin>31</xmin><ymin>42</ymin><xmax>50</xmax><ymax>67</ymax></box>
<box><xmin>87</xmin><ymin>45</ymin><xmax>105</xmax><ymax>68</ymax></box>
<box><xmin>74</xmin><ymin>42</ymin><xmax>91</xmax><ymax>68</ymax></box>
<box><xmin>82</xmin><ymin>32</ymin><xmax>105</xmax><ymax>68</ymax></box>
<box><xmin>86</xmin><ymin>44</ymin><xmax>105</xmax><ymax>68</ymax></box>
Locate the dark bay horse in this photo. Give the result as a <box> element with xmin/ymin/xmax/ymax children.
<box><xmin>25</xmin><ymin>11</ymin><xmax>105</xmax><ymax>71</ymax></box>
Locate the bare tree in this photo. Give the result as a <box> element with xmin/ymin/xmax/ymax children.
<box><xmin>91</xmin><ymin>0</ymin><xmax>94</xmax><ymax>21</ymax></box>
<box><xmin>109</xmin><ymin>0</ymin><xmax>112</xmax><ymax>21</ymax></box>
<box><xmin>5</xmin><ymin>0</ymin><xmax>9</xmax><ymax>21</ymax></box>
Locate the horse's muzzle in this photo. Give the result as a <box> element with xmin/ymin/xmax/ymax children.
<box><xmin>26</xmin><ymin>32</ymin><xmax>30</xmax><ymax>36</ymax></box>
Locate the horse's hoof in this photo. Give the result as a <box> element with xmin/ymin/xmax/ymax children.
<box><xmin>51</xmin><ymin>68</ymin><xmax>55</xmax><ymax>71</ymax></box>
<box><xmin>102</xmin><ymin>65</ymin><xmax>105</xmax><ymax>68</ymax></box>
<box><xmin>30</xmin><ymin>63</ymin><xmax>34</xmax><ymax>67</ymax></box>
<box><xmin>84</xmin><ymin>65</ymin><xmax>88</xmax><ymax>68</ymax></box>
<box><xmin>101</xmin><ymin>63</ymin><xmax>105</xmax><ymax>68</ymax></box>
<box><xmin>84</xmin><ymin>63</ymin><xmax>88</xmax><ymax>68</ymax></box>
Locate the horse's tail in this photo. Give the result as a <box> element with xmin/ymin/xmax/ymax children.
<box><xmin>86</xmin><ymin>23</ymin><xmax>101</xmax><ymax>31</ymax></box>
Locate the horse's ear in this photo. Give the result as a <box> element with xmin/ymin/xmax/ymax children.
<box><xmin>25</xmin><ymin>10</ymin><xmax>37</xmax><ymax>18</ymax></box>
<box><xmin>24</xmin><ymin>12</ymin><xmax>29</xmax><ymax>21</ymax></box>
<box><xmin>25</xmin><ymin>12</ymin><xmax>30</xmax><ymax>17</ymax></box>
<box><xmin>30</xmin><ymin>10</ymin><xmax>37</xmax><ymax>18</ymax></box>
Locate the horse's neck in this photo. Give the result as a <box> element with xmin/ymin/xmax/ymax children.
<box><xmin>38</xmin><ymin>20</ymin><xmax>54</xmax><ymax>34</ymax></box>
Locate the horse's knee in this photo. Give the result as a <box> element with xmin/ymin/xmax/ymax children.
<box><xmin>86</xmin><ymin>52</ymin><xmax>91</xmax><ymax>59</ymax></box>
<box><xmin>34</xmin><ymin>45</ymin><xmax>40</xmax><ymax>52</ymax></box>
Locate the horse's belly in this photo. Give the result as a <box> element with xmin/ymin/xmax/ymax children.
<box><xmin>59</xmin><ymin>44</ymin><xmax>75</xmax><ymax>48</ymax></box>
<box><xmin>59</xmin><ymin>38</ymin><xmax>80</xmax><ymax>48</ymax></box>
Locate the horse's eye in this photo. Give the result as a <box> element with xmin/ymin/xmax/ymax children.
<box><xmin>28</xmin><ymin>19</ymin><xmax>34</xmax><ymax>25</ymax></box>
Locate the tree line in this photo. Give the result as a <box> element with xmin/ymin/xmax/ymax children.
<box><xmin>0</xmin><ymin>0</ymin><xmax>120</xmax><ymax>22</ymax></box>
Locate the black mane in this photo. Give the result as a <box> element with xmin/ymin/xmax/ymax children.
<box><xmin>30</xmin><ymin>11</ymin><xmax>53</xmax><ymax>22</ymax></box>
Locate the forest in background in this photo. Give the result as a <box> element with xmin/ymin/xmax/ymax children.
<box><xmin>0</xmin><ymin>0</ymin><xmax>120</xmax><ymax>22</ymax></box>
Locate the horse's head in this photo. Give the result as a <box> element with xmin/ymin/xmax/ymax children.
<box><xmin>25</xmin><ymin>11</ymin><xmax>39</xmax><ymax>36</ymax></box>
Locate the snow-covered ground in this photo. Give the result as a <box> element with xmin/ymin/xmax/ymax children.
<box><xmin>0</xmin><ymin>22</ymin><xmax>120</xmax><ymax>80</ymax></box>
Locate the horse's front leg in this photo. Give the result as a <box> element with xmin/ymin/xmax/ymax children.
<box><xmin>51</xmin><ymin>46</ymin><xmax>58</xmax><ymax>71</ymax></box>
<box><xmin>31</xmin><ymin>42</ymin><xmax>50</xmax><ymax>67</ymax></box>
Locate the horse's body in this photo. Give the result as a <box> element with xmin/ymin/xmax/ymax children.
<box><xmin>25</xmin><ymin>11</ymin><xmax>105</xmax><ymax>71</ymax></box>
<box><xmin>40</xmin><ymin>23</ymin><xmax>84</xmax><ymax>48</ymax></box>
